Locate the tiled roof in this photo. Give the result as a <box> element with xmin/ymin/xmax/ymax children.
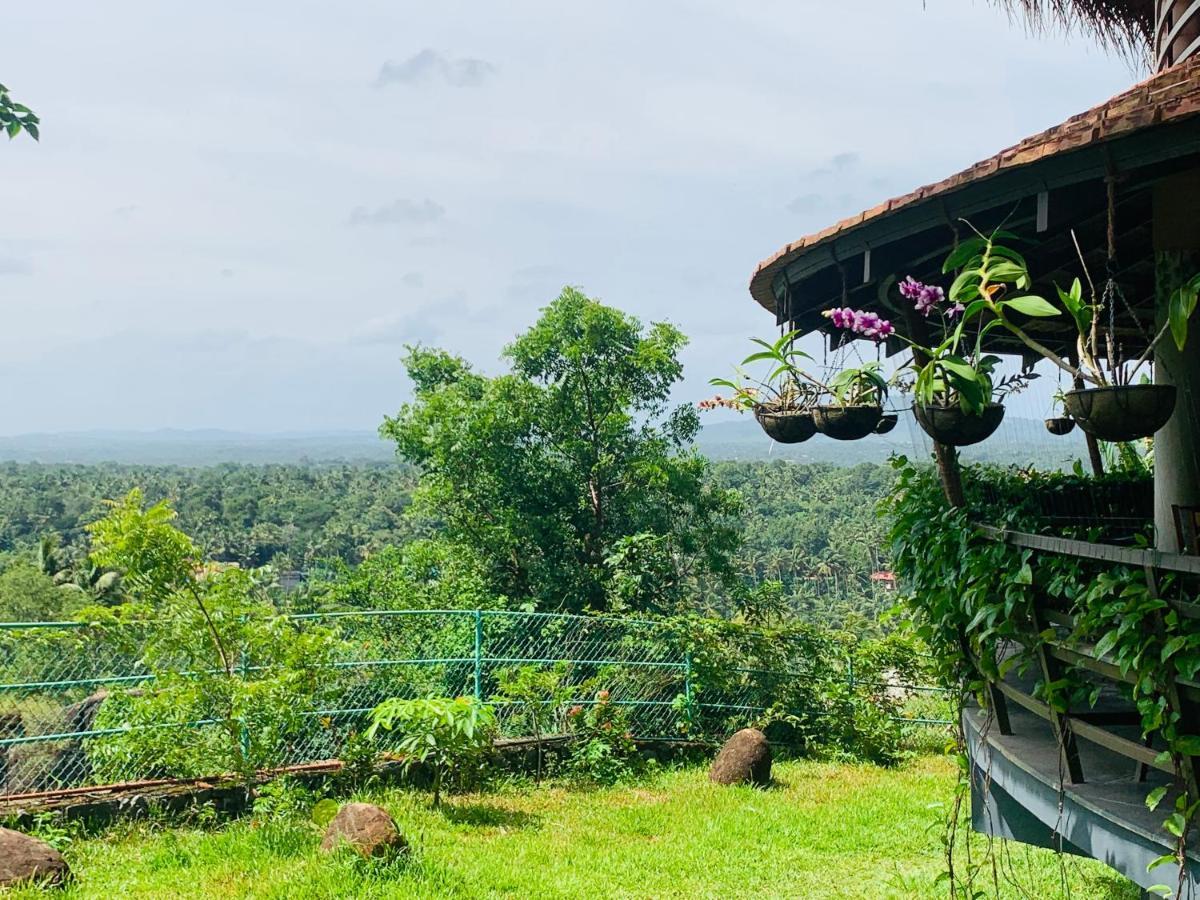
<box><xmin>749</xmin><ymin>54</ymin><xmax>1200</xmax><ymax>311</ymax></box>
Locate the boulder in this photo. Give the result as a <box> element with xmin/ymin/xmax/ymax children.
<box><xmin>708</xmin><ymin>728</ymin><xmax>772</xmax><ymax>786</ymax></box>
<box><xmin>0</xmin><ymin>827</ymin><xmax>69</xmax><ymax>888</ymax></box>
<box><xmin>319</xmin><ymin>803</ymin><xmax>407</xmax><ymax>858</ymax></box>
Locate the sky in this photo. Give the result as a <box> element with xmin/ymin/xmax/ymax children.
<box><xmin>1</xmin><ymin>1</ymin><xmax>1137</xmax><ymax>434</ymax></box>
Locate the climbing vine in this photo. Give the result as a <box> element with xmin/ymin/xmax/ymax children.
<box><xmin>885</xmin><ymin>457</ymin><xmax>1200</xmax><ymax>897</ymax></box>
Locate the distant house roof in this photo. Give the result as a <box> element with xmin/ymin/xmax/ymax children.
<box><xmin>749</xmin><ymin>54</ymin><xmax>1200</xmax><ymax>335</ymax></box>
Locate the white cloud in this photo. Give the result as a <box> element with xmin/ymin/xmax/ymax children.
<box><xmin>375</xmin><ymin>50</ymin><xmax>496</xmax><ymax>88</ymax></box>
<box><xmin>348</xmin><ymin>198</ymin><xmax>445</xmax><ymax>227</ymax></box>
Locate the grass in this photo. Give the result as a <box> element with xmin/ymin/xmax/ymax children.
<box><xmin>10</xmin><ymin>756</ymin><xmax>1142</xmax><ymax>899</ymax></box>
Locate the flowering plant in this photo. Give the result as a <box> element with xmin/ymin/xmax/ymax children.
<box><xmin>703</xmin><ymin>329</ymin><xmax>824</xmax><ymax>413</ymax></box>
<box><xmin>824</xmin><ymin>229</ymin><xmax>1044</xmax><ymax>415</ymax></box>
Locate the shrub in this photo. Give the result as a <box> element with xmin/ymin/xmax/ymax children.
<box><xmin>565</xmin><ymin>690</ymin><xmax>640</xmax><ymax>785</ymax></box>
<box><xmin>366</xmin><ymin>696</ymin><xmax>495</xmax><ymax>806</ymax></box>
<box><xmin>494</xmin><ymin>662</ymin><xmax>584</xmax><ymax>782</ymax></box>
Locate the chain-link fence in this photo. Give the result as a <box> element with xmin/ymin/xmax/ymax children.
<box><xmin>0</xmin><ymin>610</ymin><xmax>948</xmax><ymax>802</ymax></box>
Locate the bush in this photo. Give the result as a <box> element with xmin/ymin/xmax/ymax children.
<box><xmin>367</xmin><ymin>696</ymin><xmax>495</xmax><ymax>806</ymax></box>
<box><xmin>565</xmin><ymin>690</ymin><xmax>640</xmax><ymax>785</ymax></box>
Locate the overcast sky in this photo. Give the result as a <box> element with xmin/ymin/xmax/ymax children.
<box><xmin>1</xmin><ymin>1</ymin><xmax>1135</xmax><ymax>434</ymax></box>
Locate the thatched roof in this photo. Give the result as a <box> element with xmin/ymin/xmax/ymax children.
<box><xmin>992</xmin><ymin>0</ymin><xmax>1154</xmax><ymax>60</ymax></box>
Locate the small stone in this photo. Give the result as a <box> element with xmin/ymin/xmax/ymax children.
<box><xmin>319</xmin><ymin>802</ymin><xmax>407</xmax><ymax>858</ymax></box>
<box><xmin>0</xmin><ymin>827</ymin><xmax>69</xmax><ymax>888</ymax></box>
<box><xmin>709</xmin><ymin>728</ymin><xmax>772</xmax><ymax>787</ymax></box>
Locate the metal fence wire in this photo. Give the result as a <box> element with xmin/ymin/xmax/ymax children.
<box><xmin>0</xmin><ymin>610</ymin><xmax>949</xmax><ymax>801</ymax></box>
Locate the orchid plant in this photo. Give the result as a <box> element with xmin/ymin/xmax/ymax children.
<box><xmin>824</xmin><ymin>229</ymin><xmax>1042</xmax><ymax>415</ymax></box>
<box><xmin>1052</xmin><ymin>269</ymin><xmax>1198</xmax><ymax>387</ymax></box>
<box><xmin>932</xmin><ymin>226</ymin><xmax>1196</xmax><ymax>390</ymax></box>
<box><xmin>704</xmin><ymin>329</ymin><xmax>824</xmax><ymax>414</ymax></box>
<box><xmin>827</xmin><ymin>360</ymin><xmax>888</xmax><ymax>407</ymax></box>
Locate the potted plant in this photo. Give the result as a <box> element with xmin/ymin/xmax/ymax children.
<box><xmin>704</xmin><ymin>330</ymin><xmax>824</xmax><ymax>444</ymax></box>
<box><xmin>1047</xmin><ymin>275</ymin><xmax>1194</xmax><ymax>441</ymax></box>
<box><xmin>934</xmin><ymin>227</ymin><xmax>1197</xmax><ymax>442</ymax></box>
<box><xmin>824</xmin><ymin>261</ymin><xmax>1036</xmax><ymax>447</ymax></box>
<box><xmin>812</xmin><ymin>360</ymin><xmax>888</xmax><ymax>441</ymax></box>
<box><xmin>1044</xmin><ymin>389</ymin><xmax>1076</xmax><ymax>436</ymax></box>
<box><xmin>875</xmin><ymin>413</ymin><xmax>899</xmax><ymax>435</ymax></box>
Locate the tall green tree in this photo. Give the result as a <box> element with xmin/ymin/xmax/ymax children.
<box><xmin>381</xmin><ymin>287</ymin><xmax>741</xmax><ymax>614</ymax></box>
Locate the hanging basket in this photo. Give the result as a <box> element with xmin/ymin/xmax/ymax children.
<box><xmin>812</xmin><ymin>405</ymin><xmax>882</xmax><ymax>441</ymax></box>
<box><xmin>913</xmin><ymin>403</ymin><xmax>1005</xmax><ymax>447</ymax></box>
<box><xmin>874</xmin><ymin>413</ymin><xmax>899</xmax><ymax>435</ymax></box>
<box><xmin>1064</xmin><ymin>385</ymin><xmax>1176</xmax><ymax>442</ymax></box>
<box><xmin>1044</xmin><ymin>416</ymin><xmax>1076</xmax><ymax>436</ymax></box>
<box><xmin>753</xmin><ymin>407</ymin><xmax>816</xmax><ymax>444</ymax></box>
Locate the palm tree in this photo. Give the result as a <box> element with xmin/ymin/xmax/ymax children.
<box><xmin>992</xmin><ymin>0</ymin><xmax>1198</xmax><ymax>70</ymax></box>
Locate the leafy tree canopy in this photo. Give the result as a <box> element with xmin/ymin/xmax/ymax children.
<box><xmin>0</xmin><ymin>83</ymin><xmax>38</xmax><ymax>141</ymax></box>
<box><xmin>381</xmin><ymin>287</ymin><xmax>742</xmax><ymax>615</ymax></box>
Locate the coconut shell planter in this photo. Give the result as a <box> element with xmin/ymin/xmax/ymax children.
<box><xmin>1044</xmin><ymin>417</ymin><xmax>1076</xmax><ymax>436</ymax></box>
<box><xmin>1064</xmin><ymin>385</ymin><xmax>1176</xmax><ymax>442</ymax></box>
<box><xmin>812</xmin><ymin>406</ymin><xmax>883</xmax><ymax>441</ymax></box>
<box><xmin>753</xmin><ymin>407</ymin><xmax>816</xmax><ymax>444</ymax></box>
<box><xmin>913</xmin><ymin>403</ymin><xmax>1005</xmax><ymax>447</ymax></box>
<box><xmin>874</xmin><ymin>413</ymin><xmax>899</xmax><ymax>435</ymax></box>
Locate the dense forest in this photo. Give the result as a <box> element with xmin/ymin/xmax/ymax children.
<box><xmin>0</xmin><ymin>458</ymin><xmax>894</xmax><ymax>626</ymax></box>
<box><xmin>0</xmin><ymin>291</ymin><xmax>900</xmax><ymax>628</ymax></box>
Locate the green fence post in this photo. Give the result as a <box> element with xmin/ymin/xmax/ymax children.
<box><xmin>847</xmin><ymin>654</ymin><xmax>855</xmax><ymax>692</ymax></box>
<box><xmin>683</xmin><ymin>649</ymin><xmax>694</xmax><ymax>732</ymax></box>
<box><xmin>238</xmin><ymin>616</ymin><xmax>250</xmax><ymax>762</ymax></box>
<box><xmin>473</xmin><ymin>610</ymin><xmax>483</xmax><ymax>701</ymax></box>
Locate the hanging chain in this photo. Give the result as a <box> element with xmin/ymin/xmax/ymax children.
<box><xmin>1102</xmin><ymin>169</ymin><xmax>1154</xmax><ymax>385</ymax></box>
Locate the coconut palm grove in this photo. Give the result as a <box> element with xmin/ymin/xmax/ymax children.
<box><xmin>2</xmin><ymin>1</ymin><xmax>1200</xmax><ymax>897</ymax></box>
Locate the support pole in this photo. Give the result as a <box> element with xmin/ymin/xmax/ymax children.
<box><xmin>473</xmin><ymin>610</ymin><xmax>483</xmax><ymax>701</ymax></box>
<box><xmin>1153</xmin><ymin>173</ymin><xmax>1200</xmax><ymax>552</ymax></box>
<box><xmin>901</xmin><ymin>306</ymin><xmax>965</xmax><ymax>508</ymax></box>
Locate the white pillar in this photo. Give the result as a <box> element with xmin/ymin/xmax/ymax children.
<box><xmin>1153</xmin><ymin>172</ymin><xmax>1200</xmax><ymax>552</ymax></box>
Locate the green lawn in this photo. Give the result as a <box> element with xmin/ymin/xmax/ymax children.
<box><xmin>12</xmin><ymin>757</ymin><xmax>1141</xmax><ymax>899</ymax></box>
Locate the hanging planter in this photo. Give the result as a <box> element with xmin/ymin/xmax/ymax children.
<box><xmin>875</xmin><ymin>413</ymin><xmax>899</xmax><ymax>435</ymax></box>
<box><xmin>1064</xmin><ymin>385</ymin><xmax>1176</xmax><ymax>442</ymax></box>
<box><xmin>813</xmin><ymin>405</ymin><xmax>883</xmax><ymax>441</ymax></box>
<box><xmin>753</xmin><ymin>407</ymin><xmax>816</xmax><ymax>444</ymax></box>
<box><xmin>1044</xmin><ymin>416</ymin><xmax>1076</xmax><ymax>436</ymax></box>
<box><xmin>913</xmin><ymin>403</ymin><xmax>1005</xmax><ymax>447</ymax></box>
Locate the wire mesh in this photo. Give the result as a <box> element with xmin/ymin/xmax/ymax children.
<box><xmin>0</xmin><ymin>610</ymin><xmax>948</xmax><ymax>801</ymax></box>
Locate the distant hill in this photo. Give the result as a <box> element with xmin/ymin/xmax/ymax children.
<box><xmin>695</xmin><ymin>412</ymin><xmax>1089</xmax><ymax>469</ymax></box>
<box><xmin>0</xmin><ymin>430</ymin><xmax>398</xmax><ymax>466</ymax></box>
<box><xmin>0</xmin><ymin>413</ymin><xmax>1088</xmax><ymax>468</ymax></box>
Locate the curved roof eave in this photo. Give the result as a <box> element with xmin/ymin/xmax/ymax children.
<box><xmin>749</xmin><ymin>54</ymin><xmax>1200</xmax><ymax>317</ymax></box>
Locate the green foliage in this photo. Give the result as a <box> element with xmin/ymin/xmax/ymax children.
<box><xmin>381</xmin><ymin>287</ymin><xmax>743</xmax><ymax>614</ymax></box>
<box><xmin>709</xmin><ymin>460</ymin><xmax>896</xmax><ymax>626</ymax></box>
<box><xmin>82</xmin><ymin>492</ymin><xmax>338</xmax><ymax>785</ymax></box>
<box><xmin>0</xmin><ymin>83</ymin><xmax>38</xmax><ymax>141</ymax></box>
<box><xmin>494</xmin><ymin>662</ymin><xmax>581</xmax><ymax>782</ymax></box>
<box><xmin>707</xmin><ymin>329</ymin><xmax>819</xmax><ymax>412</ymax></box>
<box><xmin>886</xmin><ymin>455</ymin><xmax>1200</xmax><ymax>851</ymax></box>
<box><xmin>0</xmin><ymin>563</ymin><xmax>80</xmax><ymax>621</ymax></box>
<box><xmin>564</xmin><ymin>690</ymin><xmax>640</xmax><ymax>785</ymax></box>
<box><xmin>367</xmin><ymin>696</ymin><xmax>496</xmax><ymax>806</ymax></box>
<box><xmin>904</xmin><ymin>229</ymin><xmax>1045</xmax><ymax>413</ymax></box>
<box><xmin>310</xmin><ymin>541</ymin><xmax>493</xmax><ymax>612</ymax></box>
<box><xmin>0</xmin><ymin>461</ymin><xmax>420</xmax><ymax>573</ymax></box>
<box><xmin>827</xmin><ymin>361</ymin><xmax>888</xmax><ymax>407</ymax></box>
